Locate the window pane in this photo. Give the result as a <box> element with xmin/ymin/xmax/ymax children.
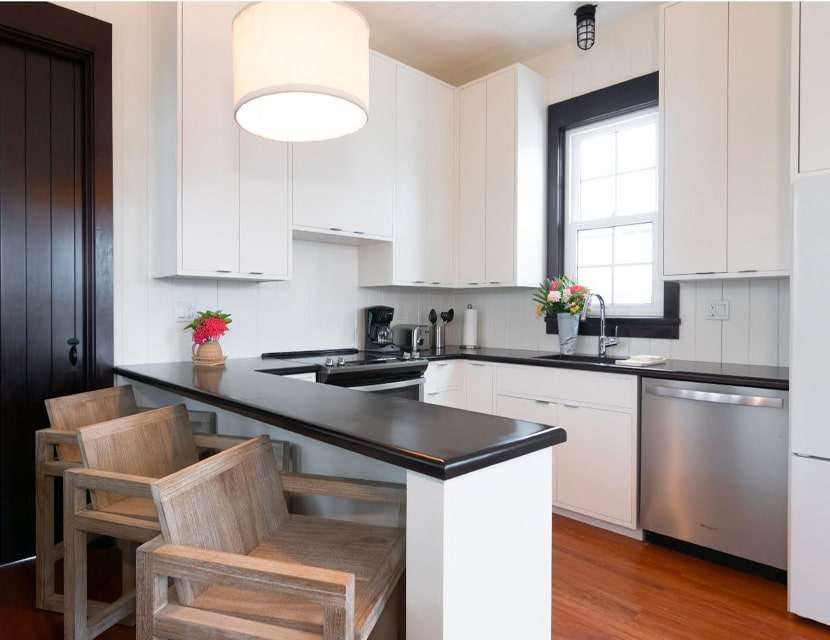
<box><xmin>578</xmin><ymin>266</ymin><xmax>612</xmax><ymax>300</ymax></box>
<box><xmin>613</xmin><ymin>264</ymin><xmax>652</xmax><ymax>304</ymax></box>
<box><xmin>577</xmin><ymin>228</ymin><xmax>612</xmax><ymax>268</ymax></box>
<box><xmin>580</xmin><ymin>133</ymin><xmax>615</xmax><ymax>179</ymax></box>
<box><xmin>580</xmin><ymin>176</ymin><xmax>615</xmax><ymax>220</ymax></box>
<box><xmin>616</xmin><ymin>169</ymin><xmax>656</xmax><ymax>216</ymax></box>
<box><xmin>617</xmin><ymin>123</ymin><xmax>656</xmax><ymax>172</ymax></box>
<box><xmin>614</xmin><ymin>223</ymin><xmax>652</xmax><ymax>265</ymax></box>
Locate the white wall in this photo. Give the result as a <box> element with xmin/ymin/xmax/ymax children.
<box><xmin>67</xmin><ymin>2</ymin><xmax>788</xmax><ymax>368</ymax></box>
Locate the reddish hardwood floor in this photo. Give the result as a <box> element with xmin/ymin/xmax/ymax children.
<box><xmin>2</xmin><ymin>516</ymin><xmax>829</xmax><ymax>639</ymax></box>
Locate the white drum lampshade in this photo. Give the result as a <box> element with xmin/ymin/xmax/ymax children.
<box><xmin>232</xmin><ymin>2</ymin><xmax>370</xmax><ymax>142</ymax></box>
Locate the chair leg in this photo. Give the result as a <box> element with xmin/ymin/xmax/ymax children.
<box><xmin>136</xmin><ymin>537</ymin><xmax>167</xmax><ymax>640</ymax></box>
<box><xmin>120</xmin><ymin>539</ymin><xmax>137</xmax><ymax>626</ymax></box>
<box><xmin>64</xmin><ymin>472</ymin><xmax>89</xmax><ymax>640</ymax></box>
<box><xmin>35</xmin><ymin>436</ymin><xmax>57</xmax><ymax>611</ymax></box>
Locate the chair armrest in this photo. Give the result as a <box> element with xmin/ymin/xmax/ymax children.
<box><xmin>281</xmin><ymin>473</ymin><xmax>406</xmax><ymax>506</ymax></box>
<box><xmin>148</xmin><ymin>542</ymin><xmax>354</xmax><ymax>607</ymax></box>
<box><xmin>35</xmin><ymin>427</ymin><xmax>80</xmax><ymax>446</ymax></box>
<box><xmin>192</xmin><ymin>433</ymin><xmax>248</xmax><ymax>451</ymax></box>
<box><xmin>63</xmin><ymin>467</ymin><xmax>155</xmax><ymax>498</ymax></box>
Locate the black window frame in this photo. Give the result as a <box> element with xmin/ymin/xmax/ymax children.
<box><xmin>545</xmin><ymin>71</ymin><xmax>680</xmax><ymax>340</ymax></box>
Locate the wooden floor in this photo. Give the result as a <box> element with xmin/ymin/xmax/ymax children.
<box><xmin>2</xmin><ymin>515</ymin><xmax>829</xmax><ymax>639</ymax></box>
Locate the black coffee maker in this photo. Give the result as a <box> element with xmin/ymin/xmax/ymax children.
<box><xmin>365</xmin><ymin>306</ymin><xmax>397</xmax><ymax>352</ymax></box>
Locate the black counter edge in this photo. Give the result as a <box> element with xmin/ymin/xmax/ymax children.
<box><xmin>114</xmin><ymin>367</ymin><xmax>565</xmax><ymax>481</ymax></box>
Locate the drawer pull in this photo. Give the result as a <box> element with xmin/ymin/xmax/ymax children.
<box><xmin>426</xmin><ymin>392</ymin><xmax>439</xmax><ymax>397</ymax></box>
<box><xmin>563</xmin><ymin>403</ymin><xmax>579</xmax><ymax>409</ymax></box>
<box><xmin>534</xmin><ymin>400</ymin><xmax>550</xmax><ymax>405</ymax></box>
<box><xmin>434</xmin><ymin>363</ymin><xmax>448</xmax><ymax>368</ymax></box>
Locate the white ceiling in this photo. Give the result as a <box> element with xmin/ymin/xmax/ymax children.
<box><xmin>349</xmin><ymin>2</ymin><xmax>654</xmax><ymax>86</ymax></box>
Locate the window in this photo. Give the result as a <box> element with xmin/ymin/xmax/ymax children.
<box><xmin>564</xmin><ymin>108</ymin><xmax>661</xmax><ymax>316</ymax></box>
<box><xmin>545</xmin><ymin>72</ymin><xmax>679</xmax><ymax>340</ymax></box>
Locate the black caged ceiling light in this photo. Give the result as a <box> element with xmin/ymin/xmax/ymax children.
<box><xmin>575</xmin><ymin>4</ymin><xmax>598</xmax><ymax>51</ymax></box>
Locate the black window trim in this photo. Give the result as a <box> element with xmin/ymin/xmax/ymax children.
<box><xmin>545</xmin><ymin>71</ymin><xmax>680</xmax><ymax>340</ymax></box>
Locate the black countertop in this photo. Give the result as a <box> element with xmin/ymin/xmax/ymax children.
<box><xmin>113</xmin><ymin>359</ymin><xmax>567</xmax><ymax>481</ymax></box>
<box><xmin>417</xmin><ymin>346</ymin><xmax>789</xmax><ymax>390</ymax></box>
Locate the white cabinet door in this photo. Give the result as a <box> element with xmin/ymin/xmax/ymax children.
<box><xmin>457</xmin><ymin>81</ymin><xmax>487</xmax><ymax>286</ymax></box>
<box><xmin>292</xmin><ymin>53</ymin><xmax>395</xmax><ymax>239</ymax></box>
<box><xmin>424</xmin><ymin>80</ymin><xmax>456</xmax><ymax>286</ymax></box>
<box><xmin>465</xmin><ymin>362</ymin><xmax>494</xmax><ymax>414</ymax></box>
<box><xmin>554</xmin><ymin>404</ymin><xmax>635</xmax><ymax>527</ymax></box>
<box><xmin>238</xmin><ymin>133</ymin><xmax>291</xmax><ymax>278</ymax></box>
<box><xmin>799</xmin><ymin>3</ymin><xmax>830</xmax><ymax>174</ymax></box>
<box><xmin>180</xmin><ymin>2</ymin><xmax>240</xmax><ymax>274</ymax></box>
<box><xmin>484</xmin><ymin>68</ymin><xmax>516</xmax><ymax>285</ymax></box>
<box><xmin>662</xmin><ymin>2</ymin><xmax>728</xmax><ymax>276</ymax></box>
<box><xmin>727</xmin><ymin>2</ymin><xmax>791</xmax><ymax>274</ymax></box>
<box><xmin>790</xmin><ymin>455</ymin><xmax>830</xmax><ymax>625</ymax></box>
<box><xmin>395</xmin><ymin>66</ymin><xmax>428</xmax><ymax>283</ymax></box>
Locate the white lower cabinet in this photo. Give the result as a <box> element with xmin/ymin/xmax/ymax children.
<box><xmin>424</xmin><ymin>361</ymin><xmax>465</xmax><ymax>408</ymax></box>
<box><xmin>424</xmin><ymin>387</ymin><xmax>465</xmax><ymax>409</ymax></box>
<box><xmin>465</xmin><ymin>362</ymin><xmax>494</xmax><ymax>413</ymax></box>
<box><xmin>495</xmin><ymin>364</ymin><xmax>638</xmax><ymax>529</ymax></box>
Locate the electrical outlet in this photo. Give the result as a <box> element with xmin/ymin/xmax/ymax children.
<box><xmin>174</xmin><ymin>300</ymin><xmax>196</xmax><ymax>323</ymax></box>
<box><xmin>706</xmin><ymin>300</ymin><xmax>730</xmax><ymax>321</ymax></box>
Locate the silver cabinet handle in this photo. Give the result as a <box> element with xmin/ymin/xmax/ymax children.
<box><xmin>562</xmin><ymin>403</ymin><xmax>579</xmax><ymax>409</ymax></box>
<box><xmin>470</xmin><ymin>363</ymin><xmax>487</xmax><ymax>367</ymax></box>
<box><xmin>534</xmin><ymin>399</ymin><xmax>551</xmax><ymax>405</ymax></box>
<box><xmin>645</xmin><ymin>385</ymin><xmax>783</xmax><ymax>408</ymax></box>
<box><xmin>426</xmin><ymin>391</ymin><xmax>440</xmax><ymax>397</ymax></box>
<box><xmin>216</xmin><ymin>269</ymin><xmax>232</xmax><ymax>273</ymax></box>
<box><xmin>434</xmin><ymin>363</ymin><xmax>448</xmax><ymax>368</ymax></box>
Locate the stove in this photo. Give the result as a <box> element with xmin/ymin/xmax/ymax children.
<box><xmin>261</xmin><ymin>348</ymin><xmax>428</xmax><ymax>400</ymax></box>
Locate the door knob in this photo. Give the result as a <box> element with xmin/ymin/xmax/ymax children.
<box><xmin>67</xmin><ymin>338</ymin><xmax>79</xmax><ymax>366</ymax></box>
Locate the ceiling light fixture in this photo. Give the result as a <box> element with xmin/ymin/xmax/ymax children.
<box><xmin>575</xmin><ymin>4</ymin><xmax>598</xmax><ymax>51</ymax></box>
<box><xmin>232</xmin><ymin>2</ymin><xmax>370</xmax><ymax>143</ymax></box>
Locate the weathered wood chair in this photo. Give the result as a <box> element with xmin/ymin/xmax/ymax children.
<box><xmin>35</xmin><ymin>384</ymin><xmax>217</xmax><ymax>613</ymax></box>
<box><xmin>61</xmin><ymin>404</ymin><xmax>291</xmax><ymax>640</ymax></box>
<box><xmin>136</xmin><ymin>435</ymin><xmax>406</xmax><ymax>640</ymax></box>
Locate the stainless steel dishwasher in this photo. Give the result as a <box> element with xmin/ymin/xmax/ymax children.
<box><xmin>640</xmin><ymin>377</ymin><xmax>788</xmax><ymax>570</ymax></box>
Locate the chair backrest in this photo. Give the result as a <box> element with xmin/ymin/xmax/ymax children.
<box><xmin>151</xmin><ymin>435</ymin><xmax>290</xmax><ymax>603</ymax></box>
<box><xmin>45</xmin><ymin>385</ymin><xmax>139</xmax><ymax>462</ymax></box>
<box><xmin>77</xmin><ymin>404</ymin><xmax>199</xmax><ymax>511</ymax></box>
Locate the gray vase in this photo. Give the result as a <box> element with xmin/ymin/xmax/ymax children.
<box><xmin>556</xmin><ymin>312</ymin><xmax>580</xmax><ymax>355</ymax></box>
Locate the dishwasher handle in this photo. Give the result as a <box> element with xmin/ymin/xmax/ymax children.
<box><xmin>645</xmin><ymin>384</ymin><xmax>783</xmax><ymax>408</ymax></box>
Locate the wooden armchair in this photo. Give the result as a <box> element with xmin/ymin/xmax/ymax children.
<box><xmin>61</xmin><ymin>404</ymin><xmax>291</xmax><ymax>640</ymax></box>
<box><xmin>136</xmin><ymin>435</ymin><xmax>406</xmax><ymax>640</ymax></box>
<box><xmin>35</xmin><ymin>384</ymin><xmax>217</xmax><ymax>613</ymax></box>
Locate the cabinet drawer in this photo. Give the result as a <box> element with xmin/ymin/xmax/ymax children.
<box><xmin>495</xmin><ymin>365</ymin><xmax>635</xmax><ymax>410</ymax></box>
<box><xmin>425</xmin><ymin>361</ymin><xmax>461</xmax><ymax>391</ymax></box>
<box><xmin>424</xmin><ymin>387</ymin><xmax>465</xmax><ymax>409</ymax></box>
<box><xmin>495</xmin><ymin>394</ymin><xmax>557</xmax><ymax>427</ymax></box>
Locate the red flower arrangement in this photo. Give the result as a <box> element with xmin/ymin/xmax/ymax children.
<box><xmin>185</xmin><ymin>310</ymin><xmax>232</xmax><ymax>345</ymax></box>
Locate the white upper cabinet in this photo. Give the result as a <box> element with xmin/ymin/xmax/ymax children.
<box><xmin>457</xmin><ymin>65</ymin><xmax>547</xmax><ymax>288</ymax></box>
<box><xmin>149</xmin><ymin>2</ymin><xmax>291</xmax><ymax>281</ymax></box>
<box><xmin>661</xmin><ymin>2</ymin><xmax>791</xmax><ymax>279</ymax></box>
<box><xmin>292</xmin><ymin>53</ymin><xmax>396</xmax><ymax>242</ymax></box>
<box><xmin>358</xmin><ymin>63</ymin><xmax>455</xmax><ymax>287</ymax></box>
<box><xmin>797</xmin><ymin>2</ymin><xmax>830</xmax><ymax>175</ymax></box>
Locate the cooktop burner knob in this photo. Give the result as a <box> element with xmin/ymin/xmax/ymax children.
<box><xmin>337</xmin><ymin>357</ymin><xmax>346</xmax><ymax>367</ymax></box>
<box><xmin>324</xmin><ymin>357</ymin><xmax>335</xmax><ymax>367</ymax></box>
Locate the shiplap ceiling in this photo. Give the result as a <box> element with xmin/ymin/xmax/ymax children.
<box><xmin>349</xmin><ymin>2</ymin><xmax>653</xmax><ymax>86</ymax></box>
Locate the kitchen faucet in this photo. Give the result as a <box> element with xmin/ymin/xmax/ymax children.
<box><xmin>580</xmin><ymin>293</ymin><xmax>619</xmax><ymax>357</ymax></box>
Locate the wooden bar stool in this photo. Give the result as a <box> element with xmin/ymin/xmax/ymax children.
<box><xmin>61</xmin><ymin>404</ymin><xmax>291</xmax><ymax>640</ymax></box>
<box><xmin>136</xmin><ymin>435</ymin><xmax>406</xmax><ymax>640</ymax></box>
<box><xmin>35</xmin><ymin>385</ymin><xmax>217</xmax><ymax>613</ymax></box>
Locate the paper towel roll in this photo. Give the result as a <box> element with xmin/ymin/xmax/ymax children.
<box><xmin>461</xmin><ymin>305</ymin><xmax>479</xmax><ymax>348</ymax></box>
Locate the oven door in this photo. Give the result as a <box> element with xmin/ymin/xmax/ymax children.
<box><xmin>350</xmin><ymin>377</ymin><xmax>425</xmax><ymax>401</ymax></box>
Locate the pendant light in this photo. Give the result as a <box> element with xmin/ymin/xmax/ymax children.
<box><xmin>232</xmin><ymin>2</ymin><xmax>370</xmax><ymax>142</ymax></box>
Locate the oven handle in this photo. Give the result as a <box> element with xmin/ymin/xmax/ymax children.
<box><xmin>350</xmin><ymin>378</ymin><xmax>426</xmax><ymax>392</ymax></box>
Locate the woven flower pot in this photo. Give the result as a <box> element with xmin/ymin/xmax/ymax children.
<box><xmin>192</xmin><ymin>340</ymin><xmax>226</xmax><ymax>367</ymax></box>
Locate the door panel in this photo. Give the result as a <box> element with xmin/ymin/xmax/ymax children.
<box><xmin>0</xmin><ymin>43</ymin><xmax>86</xmax><ymax>562</ymax></box>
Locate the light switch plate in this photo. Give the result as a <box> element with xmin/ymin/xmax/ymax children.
<box><xmin>174</xmin><ymin>301</ymin><xmax>196</xmax><ymax>323</ymax></box>
<box><xmin>706</xmin><ymin>299</ymin><xmax>730</xmax><ymax>321</ymax></box>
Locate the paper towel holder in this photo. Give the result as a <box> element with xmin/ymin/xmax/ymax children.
<box><xmin>460</xmin><ymin>303</ymin><xmax>480</xmax><ymax>349</ymax></box>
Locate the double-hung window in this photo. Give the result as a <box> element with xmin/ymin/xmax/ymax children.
<box><xmin>564</xmin><ymin>107</ymin><xmax>661</xmax><ymax>316</ymax></box>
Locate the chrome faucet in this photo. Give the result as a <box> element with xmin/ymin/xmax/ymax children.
<box><xmin>580</xmin><ymin>293</ymin><xmax>619</xmax><ymax>357</ymax></box>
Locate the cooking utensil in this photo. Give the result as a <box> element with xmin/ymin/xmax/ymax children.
<box><xmin>429</xmin><ymin>309</ymin><xmax>437</xmax><ymax>326</ymax></box>
<box><xmin>440</xmin><ymin>311</ymin><xmax>448</xmax><ymax>324</ymax></box>
<box><xmin>446</xmin><ymin>308</ymin><xmax>454</xmax><ymax>324</ymax></box>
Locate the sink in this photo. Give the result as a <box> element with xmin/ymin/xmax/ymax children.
<box><xmin>535</xmin><ymin>354</ymin><xmax>618</xmax><ymax>365</ymax></box>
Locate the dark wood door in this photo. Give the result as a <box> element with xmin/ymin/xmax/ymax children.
<box><xmin>0</xmin><ymin>43</ymin><xmax>87</xmax><ymax>563</ymax></box>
